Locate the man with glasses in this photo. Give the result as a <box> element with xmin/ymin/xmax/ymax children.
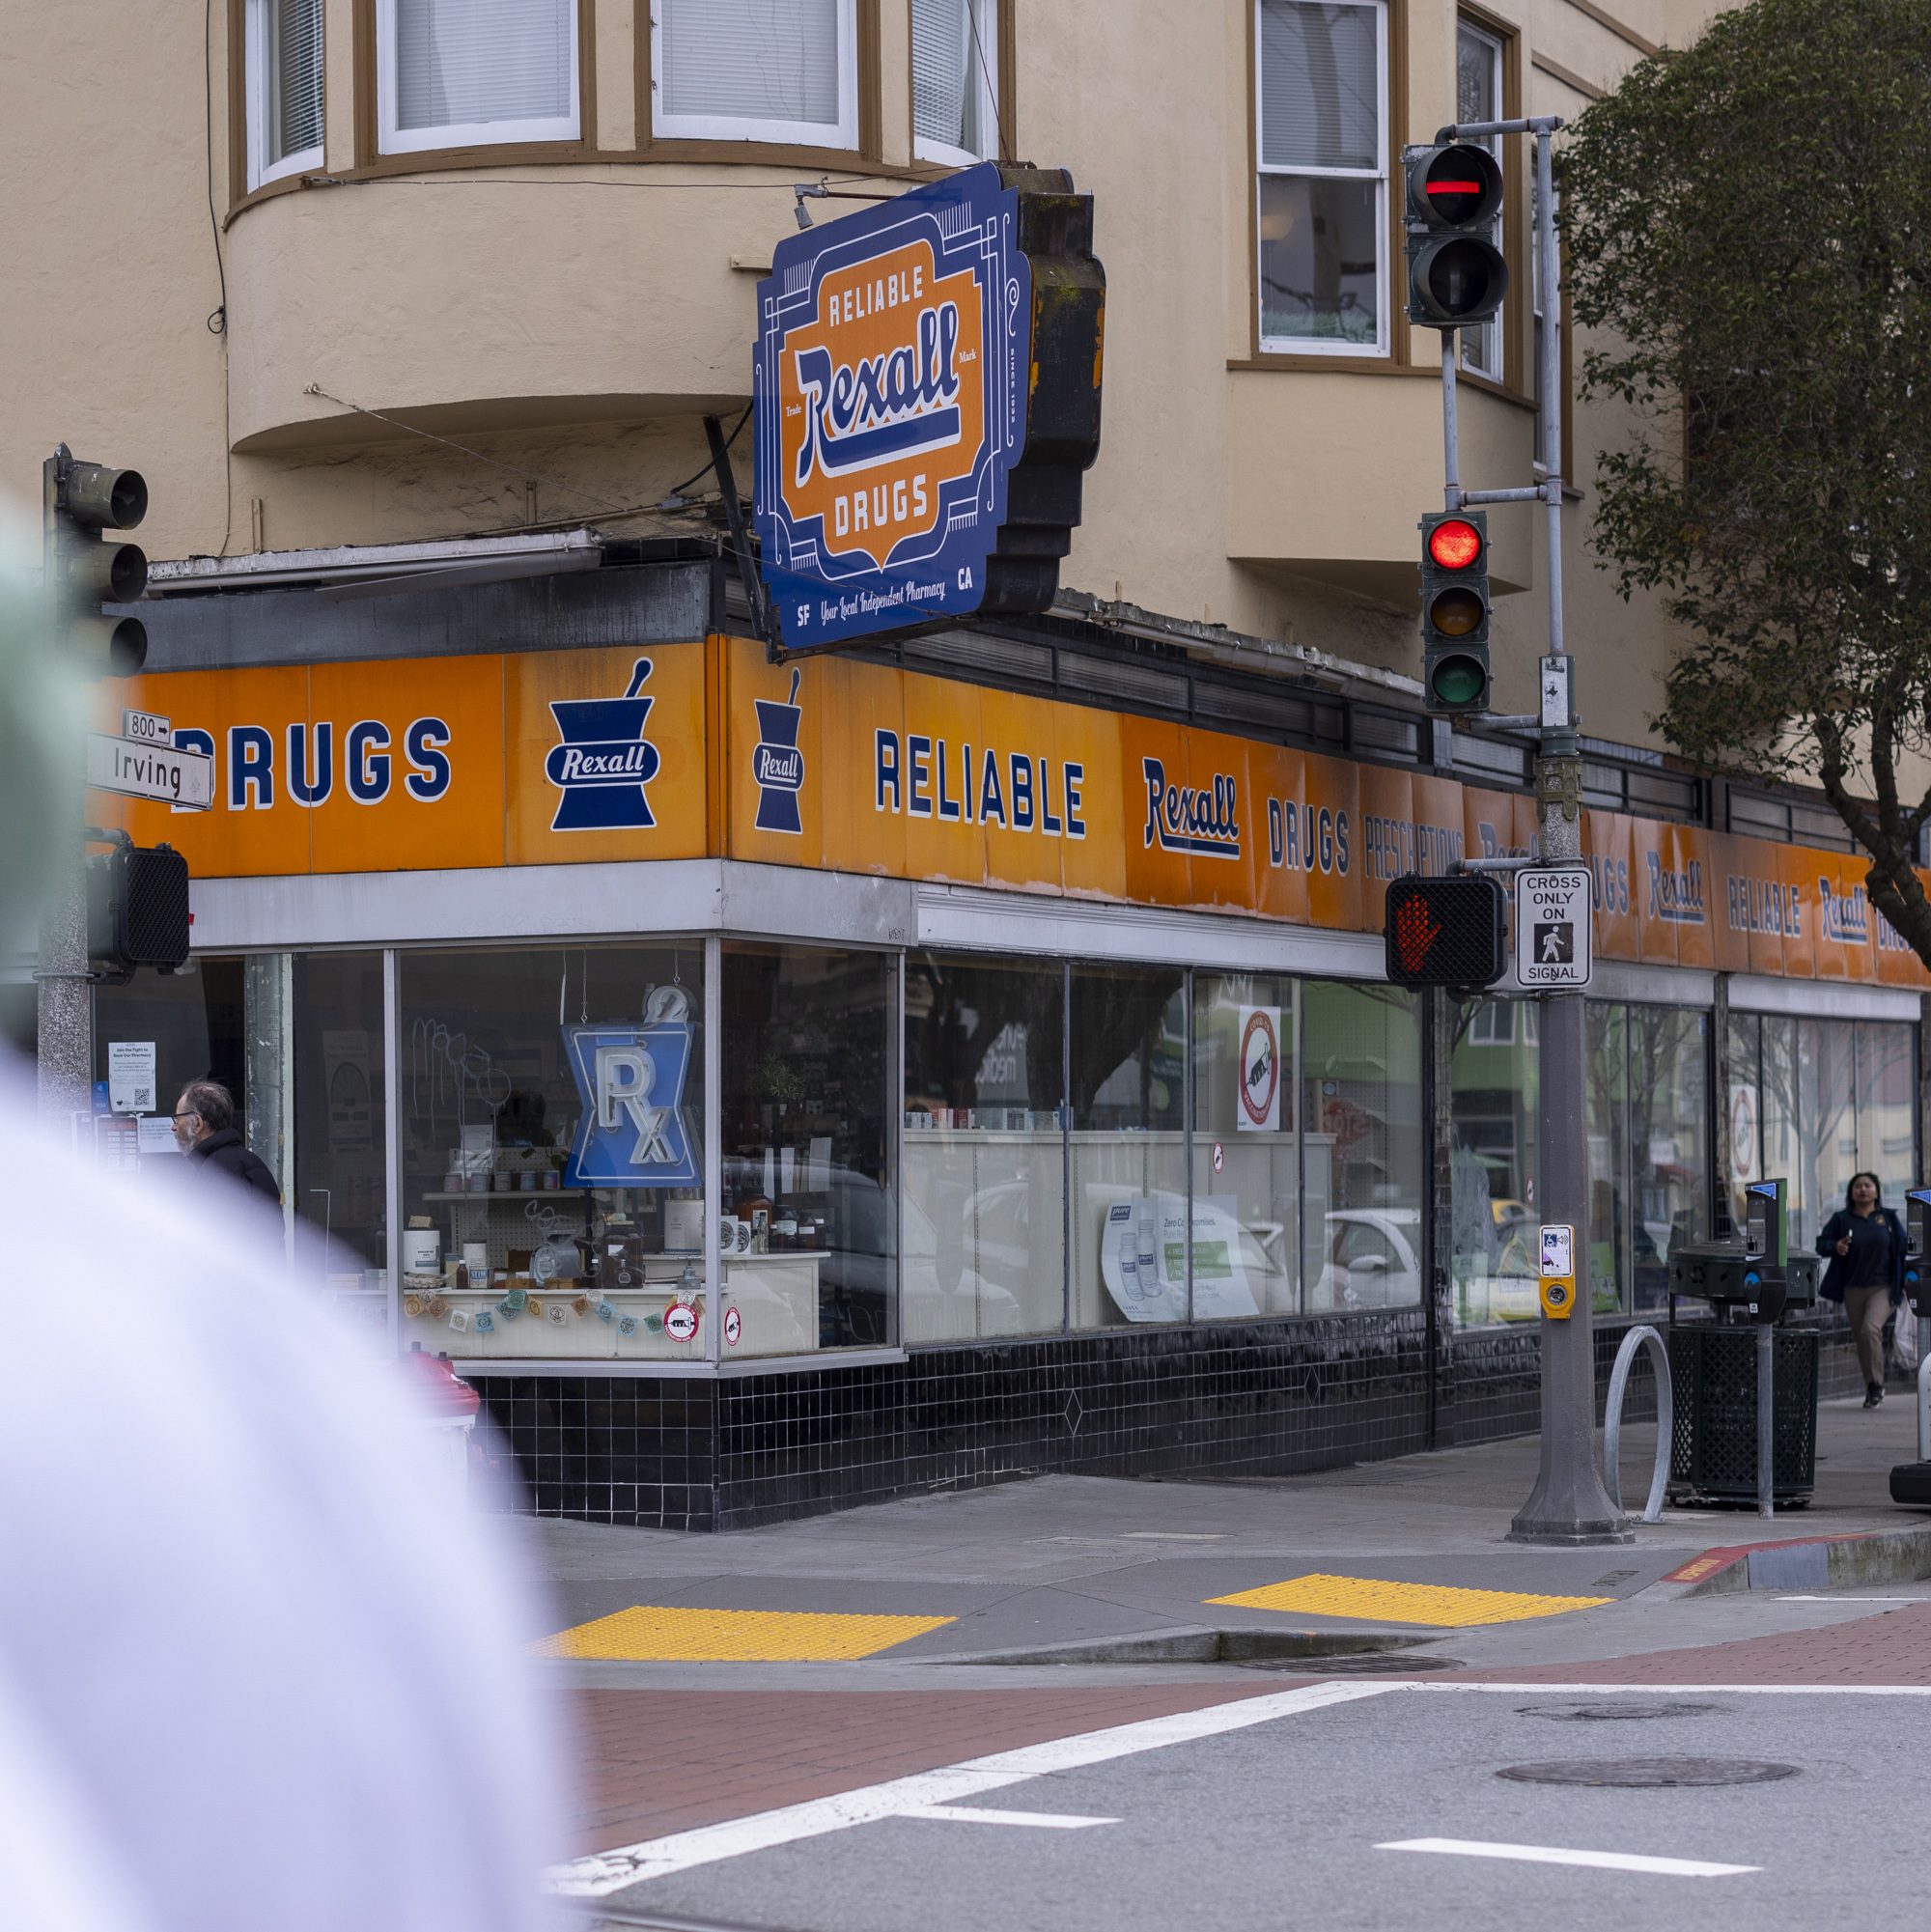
<box><xmin>172</xmin><ymin>1080</ymin><xmax>281</xmax><ymax>1205</ymax></box>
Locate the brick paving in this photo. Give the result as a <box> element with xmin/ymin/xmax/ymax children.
<box><xmin>563</xmin><ymin>1683</ymin><xmax>1281</xmax><ymax>1854</ymax></box>
<box><xmin>1452</xmin><ymin>1601</ymin><xmax>1931</xmax><ymax>1687</ymax></box>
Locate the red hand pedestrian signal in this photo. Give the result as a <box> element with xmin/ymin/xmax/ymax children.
<box><xmin>1394</xmin><ymin>893</ymin><xmax>1441</xmax><ymax>976</ymax></box>
<box><xmin>1384</xmin><ymin>875</ymin><xmax>1507</xmax><ymax>989</ymax></box>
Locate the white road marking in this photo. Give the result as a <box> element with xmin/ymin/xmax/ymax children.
<box><xmin>902</xmin><ymin>1805</ymin><xmax>1116</xmax><ymax>1828</ymax></box>
<box><xmin>1380</xmin><ymin>1837</ymin><xmax>1758</xmax><ymax>1879</ymax></box>
<box><xmin>1410</xmin><ymin>1681</ymin><xmax>1931</xmax><ymax>1696</ymax></box>
<box><xmin>546</xmin><ymin>1679</ymin><xmax>1395</xmax><ymax>1898</ymax></box>
<box><xmin>1774</xmin><ymin>1595</ymin><xmax>1930</xmax><ymax>1604</ymax></box>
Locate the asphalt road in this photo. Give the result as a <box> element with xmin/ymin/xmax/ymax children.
<box><xmin>575</xmin><ymin>1681</ymin><xmax>1923</xmax><ymax>1932</ymax></box>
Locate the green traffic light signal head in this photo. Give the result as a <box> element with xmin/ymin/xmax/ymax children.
<box><xmin>64</xmin><ymin>462</ymin><xmax>147</xmax><ymax>531</ymax></box>
<box><xmin>1428</xmin><ymin>651</ymin><xmax>1488</xmax><ymax>708</ymax></box>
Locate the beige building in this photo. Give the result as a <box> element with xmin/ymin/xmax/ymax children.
<box><xmin>5</xmin><ymin>3</ymin><xmax>1906</xmax><ymax>1530</ymax></box>
<box><xmin>4</xmin><ymin>0</ymin><xmax>1716</xmax><ymax>747</ymax></box>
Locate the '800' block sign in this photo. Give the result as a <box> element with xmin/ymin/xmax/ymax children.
<box><xmin>1514</xmin><ymin>865</ymin><xmax>1593</xmax><ymax>989</ymax></box>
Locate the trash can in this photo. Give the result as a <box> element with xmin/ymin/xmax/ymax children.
<box><xmin>399</xmin><ymin>1350</ymin><xmax>481</xmax><ymax>1508</ymax></box>
<box><xmin>1666</xmin><ymin>1325</ymin><xmax>1818</xmax><ymax>1503</ymax></box>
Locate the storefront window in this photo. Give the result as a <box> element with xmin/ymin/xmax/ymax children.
<box><xmin>721</xmin><ymin>942</ymin><xmax>895</xmax><ymax>1354</ymax></box>
<box><xmin>1302</xmin><ymin>982</ymin><xmax>1423</xmax><ymax>1311</ymax></box>
<box><xmin>902</xmin><ymin>953</ymin><xmax>1066</xmax><ymax>1341</ymax></box>
<box><xmin>1449</xmin><ymin>995</ymin><xmax>1539</xmax><ymax>1326</ymax></box>
<box><xmin>94</xmin><ymin>959</ymin><xmax>258</xmax><ymax>1185</ymax></box>
<box><xmin>292</xmin><ymin>954</ymin><xmax>388</xmax><ymax>1285</ymax></box>
<box><xmin>1856</xmin><ymin>1021</ymin><xmax>1917</xmax><ymax>1210</ymax></box>
<box><xmin>1584</xmin><ymin>1001</ymin><xmax>1627</xmax><ymax>1313</ymax></box>
<box><xmin>1799</xmin><ymin>1017</ymin><xmax>1859</xmax><ymax>1248</ymax></box>
<box><xmin>1759</xmin><ymin>1013</ymin><xmax>1803</xmax><ymax>1243</ymax></box>
<box><xmin>1069</xmin><ymin>964</ymin><xmax>1188</xmax><ymax>1327</ymax></box>
<box><xmin>1626</xmin><ymin>1005</ymin><xmax>1709</xmax><ymax>1311</ymax></box>
<box><xmin>398</xmin><ymin>945</ymin><xmax>707</xmax><ymax>1363</ymax></box>
<box><xmin>1191</xmin><ymin>974</ymin><xmax>1300</xmax><ymax>1316</ymax></box>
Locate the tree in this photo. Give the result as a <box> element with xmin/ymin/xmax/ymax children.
<box><xmin>1559</xmin><ymin>0</ymin><xmax>1931</xmax><ymax>962</ymax></box>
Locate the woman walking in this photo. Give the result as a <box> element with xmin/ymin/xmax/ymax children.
<box><xmin>1816</xmin><ymin>1172</ymin><xmax>1907</xmax><ymax>1407</ymax></box>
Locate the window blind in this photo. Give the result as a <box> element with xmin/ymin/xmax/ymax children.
<box><xmin>1258</xmin><ymin>0</ymin><xmax>1379</xmax><ymax>172</ymax></box>
<box><xmin>913</xmin><ymin>0</ymin><xmax>991</xmax><ymax>155</ymax></box>
<box><xmin>266</xmin><ymin>0</ymin><xmax>323</xmax><ymax>164</ymax></box>
<box><xmin>396</xmin><ymin>0</ymin><xmax>574</xmax><ymax>132</ymax></box>
<box><xmin>658</xmin><ymin>0</ymin><xmax>841</xmax><ymax>127</ymax></box>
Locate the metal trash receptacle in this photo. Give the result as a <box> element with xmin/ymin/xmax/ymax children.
<box><xmin>1666</xmin><ymin>1325</ymin><xmax>1818</xmax><ymax>1502</ymax></box>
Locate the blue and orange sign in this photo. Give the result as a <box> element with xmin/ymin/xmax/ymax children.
<box><xmin>755</xmin><ymin>163</ymin><xmax>1105</xmax><ymax>649</ymax></box>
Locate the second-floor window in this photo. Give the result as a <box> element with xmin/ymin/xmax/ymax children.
<box><xmin>653</xmin><ymin>0</ymin><xmax>858</xmax><ymax>148</ymax></box>
<box><xmin>913</xmin><ymin>0</ymin><xmax>998</xmax><ymax>165</ymax></box>
<box><xmin>1255</xmin><ymin>0</ymin><xmax>1387</xmax><ymax>355</ymax></box>
<box><xmin>1456</xmin><ymin>19</ymin><xmax>1505</xmax><ymax>380</ymax></box>
<box><xmin>378</xmin><ymin>0</ymin><xmax>579</xmax><ymax>154</ymax></box>
<box><xmin>246</xmin><ymin>0</ymin><xmax>323</xmax><ymax>189</ymax></box>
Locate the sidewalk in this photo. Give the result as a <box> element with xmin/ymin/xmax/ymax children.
<box><xmin>517</xmin><ymin>1391</ymin><xmax>1931</xmax><ymax>1675</ymax></box>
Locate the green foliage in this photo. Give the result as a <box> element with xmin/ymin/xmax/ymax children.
<box><xmin>1560</xmin><ymin>0</ymin><xmax>1931</xmax><ymax>949</ymax></box>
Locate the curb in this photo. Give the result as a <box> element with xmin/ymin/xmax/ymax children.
<box><xmin>1665</xmin><ymin>1524</ymin><xmax>1931</xmax><ymax>1596</ymax></box>
<box><xmin>917</xmin><ymin>1624</ymin><xmax>1438</xmax><ymax>1667</ymax></box>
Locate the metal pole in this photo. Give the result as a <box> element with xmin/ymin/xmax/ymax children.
<box><xmin>1755</xmin><ymin>1320</ymin><xmax>1776</xmax><ymax>1520</ymax></box>
<box><xmin>1441</xmin><ymin>331</ymin><xmax>1462</xmax><ymax>510</ymax></box>
<box><xmin>1917</xmin><ymin>1316</ymin><xmax>1930</xmax><ymax>1462</ymax></box>
<box><xmin>36</xmin><ymin>448</ymin><xmax>93</xmax><ymax>1134</ymax></box>
<box><xmin>1507</xmin><ymin>126</ymin><xmax>1629</xmax><ymax>1545</ymax></box>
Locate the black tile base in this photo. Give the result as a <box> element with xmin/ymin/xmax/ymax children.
<box><xmin>470</xmin><ymin>1310</ymin><xmax>1868</xmax><ymax>1531</ymax></box>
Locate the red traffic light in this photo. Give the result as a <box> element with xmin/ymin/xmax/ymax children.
<box><xmin>1408</xmin><ymin>145</ymin><xmax>1504</xmax><ymax>229</ymax></box>
<box><xmin>1384</xmin><ymin>875</ymin><xmax>1507</xmax><ymax>988</ymax></box>
<box><xmin>1427</xmin><ymin>518</ymin><xmax>1483</xmax><ymax>571</ymax></box>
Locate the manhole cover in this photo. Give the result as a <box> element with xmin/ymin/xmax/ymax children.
<box><xmin>1497</xmin><ymin>1757</ymin><xmax>1799</xmax><ymax>1788</ymax></box>
<box><xmin>1239</xmin><ymin>1653</ymin><xmax>1464</xmax><ymax>1674</ymax></box>
<box><xmin>1518</xmin><ymin>1701</ymin><xmax>1718</xmax><ymax>1722</ymax></box>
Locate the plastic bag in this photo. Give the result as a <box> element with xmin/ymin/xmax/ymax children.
<box><xmin>1897</xmin><ymin>1307</ymin><xmax>1921</xmax><ymax>1374</ymax></box>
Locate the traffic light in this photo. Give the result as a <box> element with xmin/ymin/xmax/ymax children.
<box><xmin>87</xmin><ymin>842</ymin><xmax>191</xmax><ymax>977</ymax></box>
<box><xmin>1385</xmin><ymin>873</ymin><xmax>1506</xmax><ymax>989</ymax></box>
<box><xmin>1404</xmin><ymin>144</ymin><xmax>1508</xmax><ymax>330</ymax></box>
<box><xmin>43</xmin><ymin>444</ymin><xmax>148</xmax><ymax>677</ymax></box>
<box><xmin>1419</xmin><ymin>508</ymin><xmax>1491</xmax><ymax>714</ymax></box>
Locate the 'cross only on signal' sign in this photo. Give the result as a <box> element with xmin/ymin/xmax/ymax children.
<box><xmin>1514</xmin><ymin>865</ymin><xmax>1592</xmax><ymax>990</ymax></box>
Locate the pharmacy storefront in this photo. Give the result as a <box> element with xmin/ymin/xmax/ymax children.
<box><xmin>95</xmin><ymin>613</ymin><xmax>1925</xmax><ymax>1526</ymax></box>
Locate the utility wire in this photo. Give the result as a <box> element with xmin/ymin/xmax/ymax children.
<box><xmin>662</xmin><ymin>406</ymin><xmax>752</xmax><ymax>503</ymax></box>
<box><xmin>203</xmin><ymin>0</ymin><xmax>234</xmax><ymax>556</ymax></box>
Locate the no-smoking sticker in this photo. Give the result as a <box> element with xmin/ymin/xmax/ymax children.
<box><xmin>724</xmin><ymin>1306</ymin><xmax>742</xmax><ymax>1347</ymax></box>
<box><xmin>663</xmin><ymin>1302</ymin><xmax>700</xmax><ymax>1343</ymax></box>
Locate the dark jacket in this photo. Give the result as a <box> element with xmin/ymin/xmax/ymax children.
<box><xmin>1814</xmin><ymin>1206</ymin><xmax>1906</xmax><ymax>1305</ymax></box>
<box><xmin>188</xmin><ymin>1128</ymin><xmax>282</xmax><ymax>1206</ymax></box>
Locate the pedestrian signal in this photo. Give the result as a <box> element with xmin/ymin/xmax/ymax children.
<box><xmin>1384</xmin><ymin>874</ymin><xmax>1507</xmax><ymax>988</ymax></box>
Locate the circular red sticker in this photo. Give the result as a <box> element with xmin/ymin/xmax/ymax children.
<box><xmin>724</xmin><ymin>1306</ymin><xmax>742</xmax><ymax>1348</ymax></box>
<box><xmin>1239</xmin><ymin>1010</ymin><xmax>1278</xmax><ymax>1128</ymax></box>
<box><xmin>663</xmin><ymin>1302</ymin><xmax>700</xmax><ymax>1343</ymax></box>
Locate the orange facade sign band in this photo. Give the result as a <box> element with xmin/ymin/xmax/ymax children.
<box><xmin>100</xmin><ymin>634</ymin><xmax>1929</xmax><ymax>992</ymax></box>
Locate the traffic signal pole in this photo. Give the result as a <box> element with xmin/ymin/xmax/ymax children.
<box><xmin>38</xmin><ymin>450</ymin><xmax>94</xmax><ymax>1128</ymax></box>
<box><xmin>1434</xmin><ymin>120</ymin><xmax>1629</xmax><ymax>1543</ymax></box>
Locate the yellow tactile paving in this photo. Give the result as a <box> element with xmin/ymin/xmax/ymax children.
<box><xmin>534</xmin><ymin>1605</ymin><xmax>957</xmax><ymax>1662</ymax></box>
<box><xmin>1205</xmin><ymin>1573</ymin><xmax>1613</xmax><ymax>1628</ymax></box>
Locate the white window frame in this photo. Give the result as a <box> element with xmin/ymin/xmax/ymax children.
<box><xmin>1456</xmin><ymin>18</ymin><xmax>1506</xmax><ymax>381</ymax></box>
<box><xmin>376</xmin><ymin>0</ymin><xmax>581</xmax><ymax>155</ymax></box>
<box><xmin>651</xmin><ymin>0</ymin><xmax>859</xmax><ymax>150</ymax></box>
<box><xmin>912</xmin><ymin>0</ymin><xmax>1000</xmax><ymax>169</ymax></box>
<box><xmin>244</xmin><ymin>0</ymin><xmax>324</xmax><ymax>192</ymax></box>
<box><xmin>1254</xmin><ymin>0</ymin><xmax>1390</xmax><ymax>359</ymax></box>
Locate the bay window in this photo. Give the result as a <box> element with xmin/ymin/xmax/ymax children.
<box><xmin>377</xmin><ymin>0</ymin><xmax>579</xmax><ymax>154</ymax></box>
<box><xmin>1255</xmin><ymin>0</ymin><xmax>1387</xmax><ymax>353</ymax></box>
<box><xmin>653</xmin><ymin>0</ymin><xmax>858</xmax><ymax>148</ymax></box>
<box><xmin>245</xmin><ymin>0</ymin><xmax>324</xmax><ymax>190</ymax></box>
<box><xmin>913</xmin><ymin>0</ymin><xmax>998</xmax><ymax>166</ymax></box>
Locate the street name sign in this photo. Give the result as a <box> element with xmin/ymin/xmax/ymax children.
<box><xmin>86</xmin><ymin>733</ymin><xmax>214</xmax><ymax>811</ymax></box>
<box><xmin>1514</xmin><ymin>864</ymin><xmax>1592</xmax><ymax>989</ymax></box>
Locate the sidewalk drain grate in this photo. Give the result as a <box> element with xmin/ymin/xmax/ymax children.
<box><xmin>1497</xmin><ymin>1757</ymin><xmax>1799</xmax><ymax>1788</ymax></box>
<box><xmin>1239</xmin><ymin>1653</ymin><xmax>1464</xmax><ymax>1674</ymax></box>
<box><xmin>1518</xmin><ymin>1701</ymin><xmax>1718</xmax><ymax>1722</ymax></box>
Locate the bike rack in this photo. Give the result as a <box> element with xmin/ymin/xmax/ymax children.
<box><xmin>1603</xmin><ymin>1324</ymin><xmax>1672</xmax><ymax>1524</ymax></box>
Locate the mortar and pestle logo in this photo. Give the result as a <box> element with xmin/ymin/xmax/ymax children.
<box><xmin>751</xmin><ymin>667</ymin><xmax>805</xmax><ymax>834</ymax></box>
<box><xmin>544</xmin><ymin>657</ymin><xmax>662</xmax><ymax>831</ymax></box>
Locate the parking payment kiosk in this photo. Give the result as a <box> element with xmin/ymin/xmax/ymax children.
<box><xmin>1889</xmin><ymin>1188</ymin><xmax>1931</xmax><ymax>1506</ymax></box>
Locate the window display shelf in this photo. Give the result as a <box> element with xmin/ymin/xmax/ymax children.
<box><xmin>420</xmin><ymin>1189</ymin><xmax>590</xmax><ymax>1201</ymax></box>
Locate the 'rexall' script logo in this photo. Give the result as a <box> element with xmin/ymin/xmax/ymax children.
<box><xmin>1141</xmin><ymin>757</ymin><xmax>1242</xmax><ymax>860</ymax></box>
<box><xmin>544</xmin><ymin>657</ymin><xmax>662</xmax><ymax>832</ymax></box>
<box><xmin>751</xmin><ymin>668</ymin><xmax>806</xmax><ymax>835</ymax></box>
